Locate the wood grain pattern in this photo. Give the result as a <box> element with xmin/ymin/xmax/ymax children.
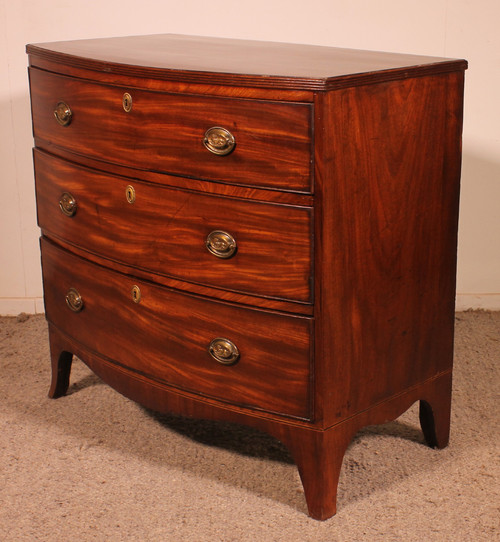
<box><xmin>29</xmin><ymin>68</ymin><xmax>313</xmax><ymax>192</ymax></box>
<box><xmin>27</xmin><ymin>35</ymin><xmax>467</xmax><ymax>520</ymax></box>
<box><xmin>26</xmin><ymin>34</ymin><xmax>467</xmax><ymax>91</ymax></box>
<box><xmin>313</xmin><ymin>72</ymin><xmax>464</xmax><ymax>427</ymax></box>
<box><xmin>41</xmin><ymin>236</ymin><xmax>314</xmax><ymax>316</ymax></box>
<box><xmin>28</xmin><ymin>55</ymin><xmax>316</xmax><ymax>102</ymax></box>
<box><xmin>41</xmin><ymin>238</ymin><xmax>313</xmax><ymax>419</ymax></box>
<box><xmin>35</xmin><ymin>150</ymin><xmax>313</xmax><ymax>303</ymax></box>
<box><xmin>33</xmin><ymin>146</ymin><xmax>314</xmax><ymax>207</ymax></box>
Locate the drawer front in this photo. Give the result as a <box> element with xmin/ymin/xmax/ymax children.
<box><xmin>35</xmin><ymin>151</ymin><xmax>313</xmax><ymax>303</ymax></box>
<box><xmin>29</xmin><ymin>68</ymin><xmax>313</xmax><ymax>192</ymax></box>
<box><xmin>41</xmin><ymin>239</ymin><xmax>313</xmax><ymax>419</ymax></box>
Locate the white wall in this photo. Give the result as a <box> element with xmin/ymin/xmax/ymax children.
<box><xmin>1</xmin><ymin>0</ymin><xmax>499</xmax><ymax>314</ymax></box>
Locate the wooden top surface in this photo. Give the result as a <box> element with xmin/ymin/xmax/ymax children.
<box><xmin>26</xmin><ymin>34</ymin><xmax>467</xmax><ymax>90</ymax></box>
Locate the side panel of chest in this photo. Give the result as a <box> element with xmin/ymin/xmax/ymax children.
<box><xmin>314</xmin><ymin>72</ymin><xmax>464</xmax><ymax>424</ymax></box>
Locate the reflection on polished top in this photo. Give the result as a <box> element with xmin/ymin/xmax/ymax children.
<box><xmin>26</xmin><ymin>33</ymin><xmax>467</xmax><ymax>90</ymax></box>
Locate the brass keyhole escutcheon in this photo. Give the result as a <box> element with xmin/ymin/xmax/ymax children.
<box><xmin>203</xmin><ymin>127</ymin><xmax>236</xmax><ymax>156</ymax></box>
<box><xmin>206</xmin><ymin>230</ymin><xmax>237</xmax><ymax>259</ymax></box>
<box><xmin>123</xmin><ymin>92</ymin><xmax>133</xmax><ymax>112</ymax></box>
<box><xmin>131</xmin><ymin>285</ymin><xmax>141</xmax><ymax>303</ymax></box>
<box><xmin>59</xmin><ymin>192</ymin><xmax>77</xmax><ymax>217</ymax></box>
<box><xmin>208</xmin><ymin>338</ymin><xmax>240</xmax><ymax>365</ymax></box>
<box><xmin>65</xmin><ymin>288</ymin><xmax>83</xmax><ymax>312</ymax></box>
<box><xmin>54</xmin><ymin>101</ymin><xmax>72</xmax><ymax>126</ymax></box>
<box><xmin>125</xmin><ymin>185</ymin><xmax>136</xmax><ymax>204</ymax></box>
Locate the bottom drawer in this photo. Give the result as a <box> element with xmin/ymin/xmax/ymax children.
<box><xmin>41</xmin><ymin>239</ymin><xmax>313</xmax><ymax>419</ymax></box>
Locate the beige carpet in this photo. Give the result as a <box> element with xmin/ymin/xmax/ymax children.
<box><xmin>0</xmin><ymin>311</ymin><xmax>498</xmax><ymax>541</ymax></box>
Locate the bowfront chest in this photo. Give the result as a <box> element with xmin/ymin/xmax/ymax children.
<box><xmin>27</xmin><ymin>34</ymin><xmax>467</xmax><ymax>519</ymax></box>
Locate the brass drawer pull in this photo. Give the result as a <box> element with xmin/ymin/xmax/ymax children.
<box><xmin>65</xmin><ymin>288</ymin><xmax>83</xmax><ymax>312</ymax></box>
<box><xmin>203</xmin><ymin>127</ymin><xmax>235</xmax><ymax>156</ymax></box>
<box><xmin>123</xmin><ymin>92</ymin><xmax>133</xmax><ymax>112</ymax></box>
<box><xmin>208</xmin><ymin>338</ymin><xmax>240</xmax><ymax>365</ymax></box>
<box><xmin>206</xmin><ymin>230</ymin><xmax>237</xmax><ymax>259</ymax></box>
<box><xmin>59</xmin><ymin>192</ymin><xmax>77</xmax><ymax>217</ymax></box>
<box><xmin>54</xmin><ymin>101</ymin><xmax>72</xmax><ymax>126</ymax></box>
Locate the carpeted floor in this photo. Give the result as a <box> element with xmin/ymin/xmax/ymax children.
<box><xmin>0</xmin><ymin>311</ymin><xmax>498</xmax><ymax>541</ymax></box>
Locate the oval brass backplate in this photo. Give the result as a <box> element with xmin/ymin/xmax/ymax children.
<box><xmin>54</xmin><ymin>101</ymin><xmax>72</xmax><ymax>126</ymax></box>
<box><xmin>131</xmin><ymin>285</ymin><xmax>141</xmax><ymax>303</ymax></box>
<box><xmin>203</xmin><ymin>127</ymin><xmax>236</xmax><ymax>156</ymax></box>
<box><xmin>208</xmin><ymin>338</ymin><xmax>240</xmax><ymax>365</ymax></box>
<box><xmin>123</xmin><ymin>92</ymin><xmax>133</xmax><ymax>112</ymax></box>
<box><xmin>65</xmin><ymin>288</ymin><xmax>83</xmax><ymax>312</ymax></box>
<box><xmin>59</xmin><ymin>192</ymin><xmax>77</xmax><ymax>217</ymax></box>
<box><xmin>206</xmin><ymin>230</ymin><xmax>237</xmax><ymax>259</ymax></box>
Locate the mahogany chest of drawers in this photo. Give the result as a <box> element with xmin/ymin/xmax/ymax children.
<box><xmin>27</xmin><ymin>34</ymin><xmax>467</xmax><ymax>519</ymax></box>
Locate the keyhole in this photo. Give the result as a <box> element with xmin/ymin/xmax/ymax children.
<box><xmin>123</xmin><ymin>92</ymin><xmax>133</xmax><ymax>112</ymax></box>
<box><xmin>126</xmin><ymin>185</ymin><xmax>136</xmax><ymax>204</ymax></box>
<box><xmin>131</xmin><ymin>285</ymin><xmax>141</xmax><ymax>303</ymax></box>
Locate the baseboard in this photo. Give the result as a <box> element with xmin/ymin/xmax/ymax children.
<box><xmin>0</xmin><ymin>297</ymin><xmax>45</xmax><ymax>316</ymax></box>
<box><xmin>1</xmin><ymin>295</ymin><xmax>499</xmax><ymax>316</ymax></box>
<box><xmin>455</xmin><ymin>294</ymin><xmax>500</xmax><ymax>311</ymax></box>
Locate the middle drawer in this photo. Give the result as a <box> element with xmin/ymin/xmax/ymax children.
<box><xmin>35</xmin><ymin>150</ymin><xmax>313</xmax><ymax>303</ymax></box>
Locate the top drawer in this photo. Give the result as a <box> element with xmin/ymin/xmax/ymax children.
<box><xmin>29</xmin><ymin>68</ymin><xmax>313</xmax><ymax>192</ymax></box>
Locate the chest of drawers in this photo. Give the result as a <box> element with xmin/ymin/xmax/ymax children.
<box><xmin>27</xmin><ymin>34</ymin><xmax>467</xmax><ymax>520</ymax></box>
